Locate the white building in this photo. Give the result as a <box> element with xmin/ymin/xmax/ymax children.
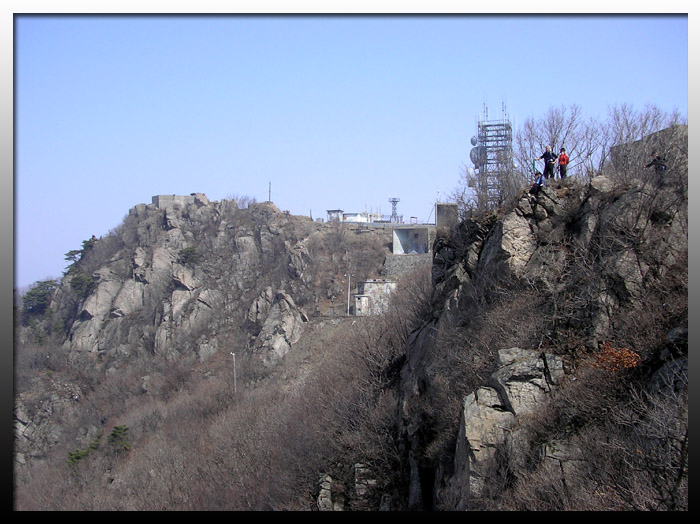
<box><xmin>342</xmin><ymin>211</ymin><xmax>383</xmax><ymax>223</ymax></box>
<box><xmin>327</xmin><ymin>209</ymin><xmax>344</xmax><ymax>222</ymax></box>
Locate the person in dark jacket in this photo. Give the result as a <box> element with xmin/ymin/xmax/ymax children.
<box><xmin>645</xmin><ymin>151</ymin><xmax>667</xmax><ymax>187</ymax></box>
<box><xmin>536</xmin><ymin>146</ymin><xmax>557</xmax><ymax>179</ymax></box>
<box><xmin>645</xmin><ymin>152</ymin><xmax>667</xmax><ymax>172</ymax></box>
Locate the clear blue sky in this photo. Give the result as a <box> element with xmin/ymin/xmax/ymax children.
<box><xmin>14</xmin><ymin>14</ymin><xmax>688</xmax><ymax>289</ymax></box>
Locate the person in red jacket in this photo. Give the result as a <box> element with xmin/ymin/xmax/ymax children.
<box><xmin>558</xmin><ymin>147</ymin><xmax>570</xmax><ymax>179</ymax></box>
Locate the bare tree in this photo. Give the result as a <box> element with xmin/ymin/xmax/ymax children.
<box><xmin>604</xmin><ymin>104</ymin><xmax>687</xmax><ymax>186</ymax></box>
<box><xmin>607</xmin><ymin>103</ymin><xmax>684</xmax><ymax>146</ymax></box>
<box><xmin>508</xmin><ymin>103</ymin><xmax>686</xmax><ymax>187</ymax></box>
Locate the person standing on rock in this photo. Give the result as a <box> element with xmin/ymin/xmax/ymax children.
<box><xmin>536</xmin><ymin>146</ymin><xmax>557</xmax><ymax>179</ymax></box>
<box><xmin>645</xmin><ymin>151</ymin><xmax>667</xmax><ymax>187</ymax></box>
<box><xmin>558</xmin><ymin>147</ymin><xmax>570</xmax><ymax>179</ymax></box>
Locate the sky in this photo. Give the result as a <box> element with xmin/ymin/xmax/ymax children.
<box><xmin>14</xmin><ymin>14</ymin><xmax>689</xmax><ymax>290</ymax></box>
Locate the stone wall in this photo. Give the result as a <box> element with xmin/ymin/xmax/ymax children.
<box><xmin>435</xmin><ymin>203</ymin><xmax>458</xmax><ymax>229</ymax></box>
<box><xmin>151</xmin><ymin>193</ymin><xmax>210</xmax><ymax>209</ymax></box>
<box><xmin>382</xmin><ymin>253</ymin><xmax>431</xmax><ymax>277</ymax></box>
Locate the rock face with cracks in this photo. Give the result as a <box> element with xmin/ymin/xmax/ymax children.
<box><xmin>51</xmin><ymin>198</ymin><xmax>357</xmax><ymax>368</ymax></box>
<box><xmin>398</xmin><ymin>175</ymin><xmax>687</xmax><ymax>510</ymax></box>
<box><xmin>435</xmin><ymin>347</ymin><xmax>564</xmax><ymax>509</ymax></box>
<box><xmin>253</xmin><ymin>291</ymin><xmax>308</xmax><ymax>367</ymax></box>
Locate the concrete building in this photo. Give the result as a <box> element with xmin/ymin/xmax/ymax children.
<box><xmin>152</xmin><ymin>194</ymin><xmax>197</xmax><ymax>208</ymax></box>
<box><xmin>392</xmin><ymin>226</ymin><xmax>431</xmax><ymax>255</ymax></box>
<box><xmin>327</xmin><ymin>209</ymin><xmax>344</xmax><ymax>222</ymax></box>
<box><xmin>353</xmin><ymin>279</ymin><xmax>397</xmax><ymax>316</ymax></box>
<box><xmin>383</xmin><ymin>224</ymin><xmax>434</xmax><ymax>276</ymax></box>
<box><xmin>343</xmin><ymin>211</ymin><xmax>383</xmax><ymax>223</ymax></box>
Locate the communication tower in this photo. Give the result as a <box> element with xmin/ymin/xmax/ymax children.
<box><xmin>389</xmin><ymin>197</ymin><xmax>401</xmax><ymax>223</ymax></box>
<box><xmin>469</xmin><ymin>102</ymin><xmax>513</xmax><ymax>210</ymax></box>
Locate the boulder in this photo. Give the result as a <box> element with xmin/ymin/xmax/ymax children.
<box><xmin>317</xmin><ymin>473</ymin><xmax>334</xmax><ymax>511</ymax></box>
<box><xmin>437</xmin><ymin>347</ymin><xmax>564</xmax><ymax>508</ymax></box>
<box><xmin>172</xmin><ymin>264</ymin><xmax>199</xmax><ymax>291</ymax></box>
<box><xmin>254</xmin><ymin>292</ymin><xmax>307</xmax><ymax>366</ymax></box>
<box><xmin>109</xmin><ymin>279</ymin><xmax>145</xmax><ymax>318</ymax></box>
<box><xmin>489</xmin><ymin>347</ymin><xmax>564</xmax><ymax>415</ymax></box>
<box><xmin>478</xmin><ymin>212</ymin><xmax>537</xmax><ymax>281</ymax></box>
<box><xmin>247</xmin><ymin>286</ymin><xmax>274</xmax><ymax>326</ymax></box>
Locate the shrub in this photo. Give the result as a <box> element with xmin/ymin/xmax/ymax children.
<box><xmin>70</xmin><ymin>271</ymin><xmax>96</xmax><ymax>298</ymax></box>
<box><xmin>107</xmin><ymin>425</ymin><xmax>131</xmax><ymax>452</ymax></box>
<box><xmin>67</xmin><ymin>430</ymin><xmax>103</xmax><ymax>468</ymax></box>
<box><xmin>22</xmin><ymin>279</ymin><xmax>58</xmax><ymax>318</ymax></box>
<box><xmin>589</xmin><ymin>341</ymin><xmax>642</xmax><ymax>372</ymax></box>
<box><xmin>177</xmin><ymin>246</ymin><xmax>201</xmax><ymax>266</ymax></box>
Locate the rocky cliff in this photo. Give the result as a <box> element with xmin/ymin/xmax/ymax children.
<box><xmin>396</xmin><ymin>175</ymin><xmax>688</xmax><ymax>510</ymax></box>
<box><xmin>46</xmin><ymin>195</ymin><xmax>391</xmax><ymax>364</ymax></box>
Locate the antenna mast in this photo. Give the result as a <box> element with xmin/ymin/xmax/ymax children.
<box><xmin>469</xmin><ymin>102</ymin><xmax>513</xmax><ymax>211</ymax></box>
<box><xmin>389</xmin><ymin>197</ymin><xmax>401</xmax><ymax>224</ymax></box>
<box><xmin>389</xmin><ymin>197</ymin><xmax>400</xmax><ymax>223</ymax></box>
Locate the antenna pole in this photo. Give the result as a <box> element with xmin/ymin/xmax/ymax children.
<box><xmin>389</xmin><ymin>197</ymin><xmax>400</xmax><ymax>223</ymax></box>
<box><xmin>345</xmin><ymin>273</ymin><xmax>352</xmax><ymax>316</ymax></box>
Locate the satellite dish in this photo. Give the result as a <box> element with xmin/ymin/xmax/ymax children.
<box><xmin>469</xmin><ymin>147</ymin><xmax>479</xmax><ymax>166</ymax></box>
<box><xmin>467</xmin><ymin>167</ymin><xmax>476</xmax><ymax>188</ymax></box>
<box><xmin>470</xmin><ymin>136</ymin><xmax>478</xmax><ymax>146</ymax></box>
<box><xmin>470</xmin><ymin>146</ymin><xmax>486</xmax><ymax>167</ymax></box>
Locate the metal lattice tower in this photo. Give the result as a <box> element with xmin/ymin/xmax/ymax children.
<box><xmin>389</xmin><ymin>197</ymin><xmax>400</xmax><ymax>223</ymax></box>
<box><xmin>470</xmin><ymin>104</ymin><xmax>513</xmax><ymax>210</ymax></box>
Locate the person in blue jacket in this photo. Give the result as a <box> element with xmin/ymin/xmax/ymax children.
<box><xmin>529</xmin><ymin>160</ymin><xmax>545</xmax><ymax>197</ymax></box>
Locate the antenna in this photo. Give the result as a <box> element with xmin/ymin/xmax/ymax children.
<box><xmin>471</xmin><ymin>103</ymin><xmax>513</xmax><ymax>210</ymax></box>
<box><xmin>389</xmin><ymin>197</ymin><xmax>400</xmax><ymax>223</ymax></box>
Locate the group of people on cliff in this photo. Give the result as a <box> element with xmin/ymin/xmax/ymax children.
<box><xmin>537</xmin><ymin>145</ymin><xmax>570</xmax><ymax>181</ymax></box>
<box><xmin>529</xmin><ymin>146</ymin><xmax>667</xmax><ymax>197</ymax></box>
<box><xmin>529</xmin><ymin>146</ymin><xmax>569</xmax><ymax>196</ymax></box>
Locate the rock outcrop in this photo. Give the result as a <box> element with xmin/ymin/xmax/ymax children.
<box><xmin>398</xmin><ymin>175</ymin><xmax>688</xmax><ymax>510</ymax></box>
<box><xmin>16</xmin><ymin>194</ymin><xmax>392</xmax><ymax>489</ymax></box>
<box><xmin>434</xmin><ymin>347</ymin><xmax>564</xmax><ymax>509</ymax></box>
<box><xmin>49</xmin><ymin>197</ymin><xmax>369</xmax><ymax>369</ymax></box>
<box><xmin>253</xmin><ymin>291</ymin><xmax>308</xmax><ymax>367</ymax></box>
